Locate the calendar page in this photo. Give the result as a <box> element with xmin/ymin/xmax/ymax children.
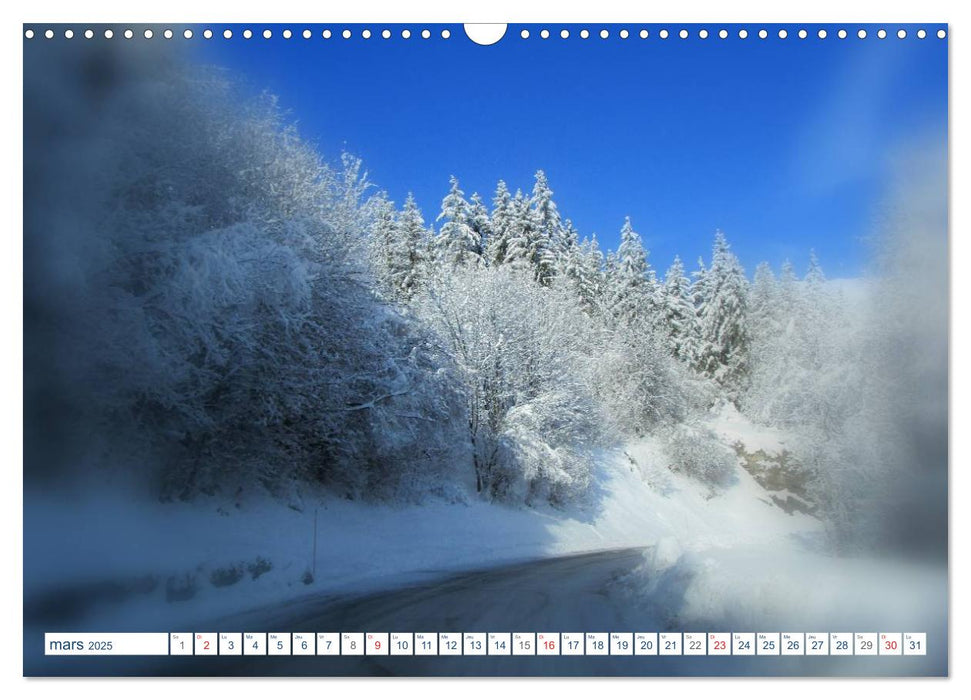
<box><xmin>22</xmin><ymin>18</ymin><xmax>948</xmax><ymax>678</ymax></box>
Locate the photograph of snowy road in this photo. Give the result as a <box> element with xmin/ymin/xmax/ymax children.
<box><xmin>23</xmin><ymin>23</ymin><xmax>948</xmax><ymax>677</ymax></box>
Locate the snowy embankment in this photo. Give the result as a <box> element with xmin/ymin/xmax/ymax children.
<box><xmin>617</xmin><ymin>405</ymin><xmax>946</xmax><ymax>674</ymax></box>
<box><xmin>27</xmin><ymin>405</ymin><xmax>845</xmax><ymax>633</ymax></box>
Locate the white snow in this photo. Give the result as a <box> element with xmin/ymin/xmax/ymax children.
<box><xmin>33</xmin><ymin>405</ymin><xmax>940</xmax><ymax>652</ymax></box>
<box><xmin>706</xmin><ymin>401</ymin><xmax>789</xmax><ymax>455</ymax></box>
<box><xmin>25</xmin><ymin>415</ymin><xmax>823</xmax><ymax>632</ymax></box>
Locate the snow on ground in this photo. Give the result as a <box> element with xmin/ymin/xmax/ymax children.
<box><xmin>36</xmin><ymin>404</ymin><xmax>932</xmax><ymax>642</ymax></box>
<box><xmin>706</xmin><ymin>401</ymin><xmax>789</xmax><ymax>455</ymax></box>
<box><xmin>615</xmin><ymin>403</ymin><xmax>947</xmax><ymax>673</ymax></box>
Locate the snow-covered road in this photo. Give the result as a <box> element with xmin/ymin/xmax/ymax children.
<box><xmin>28</xmin><ymin>546</ymin><xmax>944</xmax><ymax>676</ymax></box>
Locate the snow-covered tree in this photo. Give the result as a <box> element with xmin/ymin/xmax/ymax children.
<box><xmin>435</xmin><ymin>176</ymin><xmax>482</xmax><ymax>268</ymax></box>
<box><xmin>528</xmin><ymin>170</ymin><xmax>564</xmax><ymax>286</ymax></box>
<box><xmin>502</xmin><ymin>189</ymin><xmax>536</xmax><ymax>270</ymax></box>
<box><xmin>695</xmin><ymin>231</ymin><xmax>749</xmax><ymax>396</ymax></box>
<box><xmin>485</xmin><ymin>180</ymin><xmax>514</xmax><ymax>267</ymax></box>
<box><xmin>469</xmin><ymin>192</ymin><xmax>492</xmax><ymax>260</ymax></box>
<box><xmin>607</xmin><ymin>217</ymin><xmax>658</xmax><ymax>327</ymax></box>
<box><xmin>369</xmin><ymin>197</ymin><xmax>398</xmax><ymax>295</ymax></box>
<box><xmin>661</xmin><ymin>256</ymin><xmax>701</xmax><ymax>364</ymax></box>
<box><xmin>578</xmin><ymin>234</ymin><xmax>607</xmax><ymax>315</ymax></box>
<box><xmin>392</xmin><ymin>193</ymin><xmax>429</xmax><ymax>299</ymax></box>
<box><xmin>416</xmin><ymin>266</ymin><xmax>601</xmax><ymax>505</ymax></box>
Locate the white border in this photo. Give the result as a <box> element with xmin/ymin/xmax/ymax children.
<box><xmin>3</xmin><ymin>1</ymin><xmax>964</xmax><ymax>699</ymax></box>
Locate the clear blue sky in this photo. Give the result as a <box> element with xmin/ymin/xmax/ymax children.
<box><xmin>190</xmin><ymin>24</ymin><xmax>947</xmax><ymax>278</ymax></box>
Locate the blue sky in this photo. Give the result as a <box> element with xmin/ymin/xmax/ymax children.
<box><xmin>191</xmin><ymin>24</ymin><xmax>947</xmax><ymax>279</ymax></box>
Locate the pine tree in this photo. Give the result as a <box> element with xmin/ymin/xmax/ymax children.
<box><xmin>560</xmin><ymin>219</ymin><xmax>583</xmax><ymax>285</ymax></box>
<box><xmin>695</xmin><ymin>231</ymin><xmax>750</xmax><ymax>395</ymax></box>
<box><xmin>691</xmin><ymin>256</ymin><xmax>710</xmax><ymax>311</ymax></box>
<box><xmin>469</xmin><ymin>192</ymin><xmax>492</xmax><ymax>263</ymax></box>
<box><xmin>748</xmin><ymin>261</ymin><xmax>778</xmax><ymax>330</ymax></box>
<box><xmin>608</xmin><ymin>217</ymin><xmax>657</xmax><ymax>327</ymax></box>
<box><xmin>580</xmin><ymin>234</ymin><xmax>606</xmax><ymax>315</ymax></box>
<box><xmin>805</xmin><ymin>249</ymin><xmax>825</xmax><ymax>289</ymax></box>
<box><xmin>435</xmin><ymin>176</ymin><xmax>481</xmax><ymax>268</ymax></box>
<box><xmin>661</xmin><ymin>255</ymin><xmax>700</xmax><ymax>363</ymax></box>
<box><xmin>485</xmin><ymin>180</ymin><xmax>513</xmax><ymax>267</ymax></box>
<box><xmin>393</xmin><ymin>193</ymin><xmax>428</xmax><ymax>298</ymax></box>
<box><xmin>529</xmin><ymin>170</ymin><xmax>564</xmax><ymax>286</ymax></box>
<box><xmin>503</xmin><ymin>189</ymin><xmax>535</xmax><ymax>270</ymax></box>
<box><xmin>369</xmin><ymin>197</ymin><xmax>398</xmax><ymax>295</ymax></box>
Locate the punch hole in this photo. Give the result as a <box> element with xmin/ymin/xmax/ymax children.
<box><xmin>463</xmin><ymin>24</ymin><xmax>506</xmax><ymax>45</ymax></box>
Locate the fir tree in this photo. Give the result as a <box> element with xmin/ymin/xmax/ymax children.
<box><xmin>393</xmin><ymin>193</ymin><xmax>428</xmax><ymax>299</ymax></box>
<box><xmin>661</xmin><ymin>255</ymin><xmax>700</xmax><ymax>363</ymax></box>
<box><xmin>695</xmin><ymin>230</ymin><xmax>750</xmax><ymax>396</ymax></box>
<box><xmin>485</xmin><ymin>180</ymin><xmax>513</xmax><ymax>266</ymax></box>
<box><xmin>608</xmin><ymin>217</ymin><xmax>657</xmax><ymax>327</ymax></box>
<box><xmin>435</xmin><ymin>176</ymin><xmax>481</xmax><ymax>268</ymax></box>
<box><xmin>529</xmin><ymin>170</ymin><xmax>564</xmax><ymax>286</ymax></box>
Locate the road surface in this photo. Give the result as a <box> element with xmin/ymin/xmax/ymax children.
<box><xmin>27</xmin><ymin>546</ymin><xmax>945</xmax><ymax>676</ymax></box>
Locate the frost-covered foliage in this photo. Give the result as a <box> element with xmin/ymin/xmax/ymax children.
<box><xmin>24</xmin><ymin>48</ymin><xmax>465</xmax><ymax>501</ymax></box>
<box><xmin>741</xmin><ymin>146</ymin><xmax>947</xmax><ymax>554</ymax></box>
<box><xmin>416</xmin><ymin>266</ymin><xmax>602</xmax><ymax>505</ymax></box>
<box><xmin>26</xmin><ymin>46</ymin><xmax>944</xmax><ymax>530</ymax></box>
<box><xmin>694</xmin><ymin>232</ymin><xmax>750</xmax><ymax>397</ymax></box>
<box><xmin>661</xmin><ymin>423</ymin><xmax>737</xmax><ymax>488</ymax></box>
